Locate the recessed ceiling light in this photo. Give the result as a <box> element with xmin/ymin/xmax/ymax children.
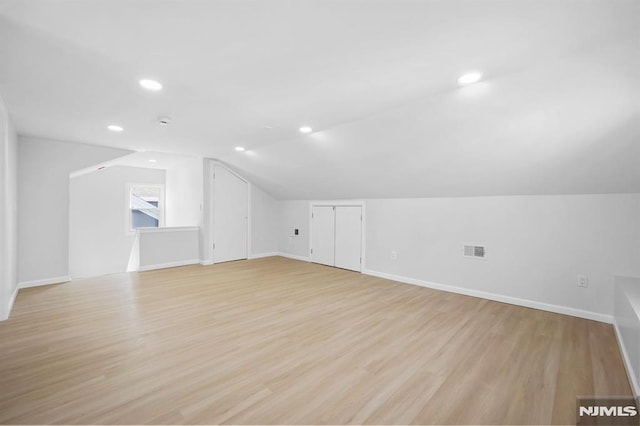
<box><xmin>299</xmin><ymin>126</ymin><xmax>313</xmax><ymax>134</ymax></box>
<box><xmin>139</xmin><ymin>79</ymin><xmax>163</xmax><ymax>91</ymax></box>
<box><xmin>149</xmin><ymin>159</ymin><xmax>157</xmax><ymax>163</ymax></box>
<box><xmin>107</xmin><ymin>125</ymin><xmax>123</xmax><ymax>132</ymax></box>
<box><xmin>235</xmin><ymin>146</ymin><xmax>246</xmax><ymax>152</ymax></box>
<box><xmin>457</xmin><ymin>72</ymin><xmax>482</xmax><ymax>86</ymax></box>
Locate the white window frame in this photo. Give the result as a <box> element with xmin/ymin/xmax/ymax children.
<box><xmin>126</xmin><ymin>183</ymin><xmax>165</xmax><ymax>235</ymax></box>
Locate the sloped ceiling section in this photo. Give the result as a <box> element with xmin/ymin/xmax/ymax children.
<box><xmin>224</xmin><ymin>40</ymin><xmax>640</xmax><ymax>199</ymax></box>
<box><xmin>0</xmin><ymin>0</ymin><xmax>639</xmax><ymax>199</ymax></box>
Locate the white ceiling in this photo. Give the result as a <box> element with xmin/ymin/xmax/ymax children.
<box><xmin>69</xmin><ymin>151</ymin><xmax>199</xmax><ymax>179</ymax></box>
<box><xmin>1</xmin><ymin>0</ymin><xmax>638</xmax><ymax>199</ymax></box>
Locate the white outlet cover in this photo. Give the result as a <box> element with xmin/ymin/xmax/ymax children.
<box><xmin>578</xmin><ymin>275</ymin><xmax>589</xmax><ymax>287</ymax></box>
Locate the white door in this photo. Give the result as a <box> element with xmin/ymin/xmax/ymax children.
<box><xmin>311</xmin><ymin>206</ymin><xmax>335</xmax><ymax>267</ymax></box>
<box><xmin>213</xmin><ymin>166</ymin><xmax>248</xmax><ymax>263</ymax></box>
<box><xmin>335</xmin><ymin>206</ymin><xmax>362</xmax><ymax>272</ymax></box>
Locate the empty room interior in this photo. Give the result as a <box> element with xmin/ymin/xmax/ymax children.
<box><xmin>1</xmin><ymin>0</ymin><xmax>639</xmax><ymax>425</ymax></box>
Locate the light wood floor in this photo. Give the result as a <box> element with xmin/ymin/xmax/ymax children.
<box><xmin>0</xmin><ymin>257</ymin><xmax>632</xmax><ymax>424</ymax></box>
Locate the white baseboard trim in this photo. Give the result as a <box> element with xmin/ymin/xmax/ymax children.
<box><xmin>200</xmin><ymin>260</ymin><xmax>214</xmax><ymax>266</ymax></box>
<box><xmin>19</xmin><ymin>275</ymin><xmax>71</xmax><ymax>289</ymax></box>
<box><xmin>277</xmin><ymin>252</ymin><xmax>311</xmax><ymax>262</ymax></box>
<box><xmin>362</xmin><ymin>268</ymin><xmax>613</xmax><ymax>324</ymax></box>
<box><xmin>139</xmin><ymin>259</ymin><xmax>200</xmax><ymax>272</ymax></box>
<box><xmin>248</xmin><ymin>252</ymin><xmax>279</xmax><ymax>260</ymax></box>
<box><xmin>0</xmin><ymin>286</ymin><xmax>19</xmax><ymax>321</ymax></box>
<box><xmin>613</xmin><ymin>321</ymin><xmax>640</xmax><ymax>398</ymax></box>
<box><xmin>7</xmin><ymin>285</ymin><xmax>18</xmax><ymax>316</ymax></box>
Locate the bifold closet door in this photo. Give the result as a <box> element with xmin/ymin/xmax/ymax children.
<box><xmin>335</xmin><ymin>206</ymin><xmax>362</xmax><ymax>272</ymax></box>
<box><xmin>311</xmin><ymin>206</ymin><xmax>335</xmax><ymax>267</ymax></box>
<box><xmin>213</xmin><ymin>165</ymin><xmax>248</xmax><ymax>263</ymax></box>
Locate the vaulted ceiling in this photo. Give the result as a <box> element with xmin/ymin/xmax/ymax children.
<box><xmin>1</xmin><ymin>0</ymin><xmax>638</xmax><ymax>199</ymax></box>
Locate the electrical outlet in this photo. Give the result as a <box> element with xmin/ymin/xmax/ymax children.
<box><xmin>390</xmin><ymin>250</ymin><xmax>397</xmax><ymax>260</ymax></box>
<box><xmin>578</xmin><ymin>275</ymin><xmax>589</xmax><ymax>288</ymax></box>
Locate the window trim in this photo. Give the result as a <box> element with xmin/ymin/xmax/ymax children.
<box><xmin>126</xmin><ymin>183</ymin><xmax>165</xmax><ymax>235</ymax></box>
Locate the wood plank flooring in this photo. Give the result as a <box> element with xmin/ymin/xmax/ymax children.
<box><xmin>0</xmin><ymin>257</ymin><xmax>632</xmax><ymax>424</ymax></box>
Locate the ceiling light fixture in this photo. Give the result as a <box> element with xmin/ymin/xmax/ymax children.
<box><xmin>107</xmin><ymin>125</ymin><xmax>124</xmax><ymax>132</ymax></box>
<box><xmin>457</xmin><ymin>72</ymin><xmax>482</xmax><ymax>86</ymax></box>
<box><xmin>235</xmin><ymin>146</ymin><xmax>246</xmax><ymax>152</ymax></box>
<box><xmin>149</xmin><ymin>159</ymin><xmax>157</xmax><ymax>163</ymax></box>
<box><xmin>299</xmin><ymin>126</ymin><xmax>313</xmax><ymax>134</ymax></box>
<box><xmin>139</xmin><ymin>79</ymin><xmax>163</xmax><ymax>91</ymax></box>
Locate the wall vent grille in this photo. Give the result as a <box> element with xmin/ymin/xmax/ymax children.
<box><xmin>463</xmin><ymin>244</ymin><xmax>486</xmax><ymax>259</ymax></box>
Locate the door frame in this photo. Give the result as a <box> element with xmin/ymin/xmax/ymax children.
<box><xmin>207</xmin><ymin>161</ymin><xmax>251</xmax><ymax>264</ymax></box>
<box><xmin>308</xmin><ymin>200</ymin><xmax>366</xmax><ymax>272</ymax></box>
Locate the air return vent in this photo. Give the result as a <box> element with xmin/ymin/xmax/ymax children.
<box><xmin>463</xmin><ymin>244</ymin><xmax>486</xmax><ymax>259</ymax></box>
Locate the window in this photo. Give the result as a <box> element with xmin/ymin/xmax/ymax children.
<box><xmin>127</xmin><ymin>184</ymin><xmax>164</xmax><ymax>233</ymax></box>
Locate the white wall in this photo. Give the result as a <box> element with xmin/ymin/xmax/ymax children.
<box><xmin>137</xmin><ymin>227</ymin><xmax>200</xmax><ymax>271</ymax></box>
<box><xmin>165</xmin><ymin>157</ymin><xmax>203</xmax><ymax>227</ymax></box>
<box><xmin>0</xmin><ymin>94</ymin><xmax>18</xmax><ymax>320</ymax></box>
<box><xmin>279</xmin><ymin>194</ymin><xmax>640</xmax><ymax>320</ymax></box>
<box><xmin>250</xmin><ymin>184</ymin><xmax>278</xmax><ymax>257</ymax></box>
<box><xmin>69</xmin><ymin>165</ymin><xmax>165</xmax><ymax>278</ymax></box>
<box><xmin>277</xmin><ymin>200</ymin><xmax>310</xmax><ymax>260</ymax></box>
<box><xmin>18</xmin><ymin>136</ymin><xmax>131</xmax><ymax>285</ymax></box>
<box><xmin>614</xmin><ymin>275</ymin><xmax>640</xmax><ymax>397</ymax></box>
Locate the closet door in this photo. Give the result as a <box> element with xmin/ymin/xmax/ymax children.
<box><xmin>334</xmin><ymin>206</ymin><xmax>362</xmax><ymax>272</ymax></box>
<box><xmin>310</xmin><ymin>206</ymin><xmax>335</xmax><ymax>267</ymax></box>
<box><xmin>213</xmin><ymin>165</ymin><xmax>248</xmax><ymax>263</ymax></box>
